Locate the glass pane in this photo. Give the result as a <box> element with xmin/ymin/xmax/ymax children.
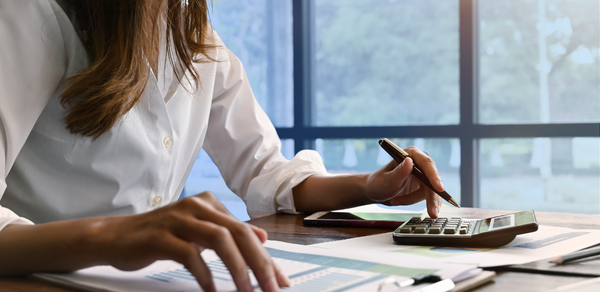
<box><xmin>313</xmin><ymin>0</ymin><xmax>459</xmax><ymax>126</ymax></box>
<box><xmin>479</xmin><ymin>138</ymin><xmax>600</xmax><ymax>214</ymax></box>
<box><xmin>317</xmin><ymin>138</ymin><xmax>461</xmax><ymax>210</ymax></box>
<box><xmin>182</xmin><ymin>148</ymin><xmax>249</xmax><ymax>221</ymax></box>
<box><xmin>211</xmin><ymin>0</ymin><xmax>293</xmax><ymax>127</ymax></box>
<box><xmin>479</xmin><ymin>0</ymin><xmax>600</xmax><ymax>124</ymax></box>
<box><xmin>183</xmin><ymin>139</ymin><xmax>295</xmax><ymax>221</ymax></box>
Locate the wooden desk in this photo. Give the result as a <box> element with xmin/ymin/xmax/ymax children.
<box><xmin>2</xmin><ymin>208</ymin><xmax>599</xmax><ymax>291</ymax></box>
<box><xmin>249</xmin><ymin>208</ymin><xmax>600</xmax><ymax>292</ymax></box>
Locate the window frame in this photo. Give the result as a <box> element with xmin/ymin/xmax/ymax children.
<box><xmin>274</xmin><ymin>0</ymin><xmax>600</xmax><ymax>208</ymax></box>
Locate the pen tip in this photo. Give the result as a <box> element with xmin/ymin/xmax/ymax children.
<box><xmin>449</xmin><ymin>199</ymin><xmax>460</xmax><ymax>208</ymax></box>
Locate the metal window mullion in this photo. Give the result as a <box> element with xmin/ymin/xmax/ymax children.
<box><xmin>292</xmin><ymin>0</ymin><xmax>315</xmax><ymax>152</ymax></box>
<box><xmin>276</xmin><ymin>124</ymin><xmax>600</xmax><ymax>140</ymax></box>
<box><xmin>459</xmin><ymin>0</ymin><xmax>478</xmax><ymax>208</ymax></box>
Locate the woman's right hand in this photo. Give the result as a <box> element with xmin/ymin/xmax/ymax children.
<box><xmin>85</xmin><ymin>192</ymin><xmax>290</xmax><ymax>292</ymax></box>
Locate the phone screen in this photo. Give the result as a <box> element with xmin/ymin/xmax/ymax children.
<box><xmin>304</xmin><ymin>212</ymin><xmax>422</xmax><ymax>228</ymax></box>
<box><xmin>319</xmin><ymin>212</ymin><xmax>418</xmax><ymax>222</ymax></box>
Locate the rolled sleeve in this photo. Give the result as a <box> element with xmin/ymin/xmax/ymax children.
<box><xmin>203</xmin><ymin>38</ymin><xmax>329</xmax><ymax>219</ymax></box>
<box><xmin>1</xmin><ymin>179</ymin><xmax>34</xmax><ymax>230</ymax></box>
<box><xmin>0</xmin><ymin>206</ymin><xmax>34</xmax><ymax>231</ymax></box>
<box><xmin>246</xmin><ymin>150</ymin><xmax>328</xmax><ymax>218</ymax></box>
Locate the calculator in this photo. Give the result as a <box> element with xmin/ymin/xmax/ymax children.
<box><xmin>392</xmin><ymin>210</ymin><xmax>538</xmax><ymax>248</ymax></box>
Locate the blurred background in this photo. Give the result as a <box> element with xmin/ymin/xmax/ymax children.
<box><xmin>182</xmin><ymin>0</ymin><xmax>599</xmax><ymax>220</ymax></box>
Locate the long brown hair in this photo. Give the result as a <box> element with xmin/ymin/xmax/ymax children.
<box><xmin>61</xmin><ymin>0</ymin><xmax>215</xmax><ymax>139</ymax></box>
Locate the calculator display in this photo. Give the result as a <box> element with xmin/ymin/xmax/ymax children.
<box><xmin>490</xmin><ymin>214</ymin><xmax>515</xmax><ymax>230</ymax></box>
<box><xmin>478</xmin><ymin>211</ymin><xmax>536</xmax><ymax>234</ymax></box>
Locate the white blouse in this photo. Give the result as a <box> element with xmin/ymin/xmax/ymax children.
<box><xmin>0</xmin><ymin>0</ymin><xmax>327</xmax><ymax>231</ymax></box>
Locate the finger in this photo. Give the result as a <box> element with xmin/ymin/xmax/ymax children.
<box><xmin>391</xmin><ymin>157</ymin><xmax>414</xmax><ymax>178</ymax></box>
<box><xmin>404</xmin><ymin>146</ymin><xmax>444</xmax><ymax>192</ymax></box>
<box><xmin>180</xmin><ymin>204</ymin><xmax>281</xmax><ymax>292</ymax></box>
<box><xmin>160</xmin><ymin>235</ymin><xmax>216</xmax><ymax>292</ymax></box>
<box><xmin>383</xmin><ymin>158</ymin><xmax>418</xmax><ymax>200</ymax></box>
<box><xmin>194</xmin><ymin>192</ymin><xmax>234</xmax><ymax>216</ymax></box>
<box><xmin>425</xmin><ymin>192</ymin><xmax>440</xmax><ymax>219</ymax></box>
<box><xmin>273</xmin><ymin>260</ymin><xmax>291</xmax><ymax>287</ymax></box>
<box><xmin>385</xmin><ymin>157</ymin><xmax>414</xmax><ymax>196</ymax></box>
<box><xmin>197</xmin><ymin>194</ymin><xmax>270</xmax><ymax>243</ymax></box>
<box><xmin>222</xmin><ymin>223</ymin><xmax>281</xmax><ymax>292</ymax></box>
<box><xmin>250</xmin><ymin>225</ymin><xmax>268</xmax><ymax>243</ymax></box>
<box><xmin>381</xmin><ymin>159</ymin><xmax>400</xmax><ymax>172</ymax></box>
<box><xmin>176</xmin><ymin>219</ymin><xmax>254</xmax><ymax>292</ymax></box>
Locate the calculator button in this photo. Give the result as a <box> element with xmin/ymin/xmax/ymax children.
<box><xmin>400</xmin><ymin>226</ymin><xmax>414</xmax><ymax>233</ymax></box>
<box><xmin>444</xmin><ymin>226</ymin><xmax>457</xmax><ymax>234</ymax></box>
<box><xmin>406</xmin><ymin>218</ymin><xmax>421</xmax><ymax>225</ymax></box>
<box><xmin>414</xmin><ymin>226</ymin><xmax>428</xmax><ymax>233</ymax></box>
<box><xmin>429</xmin><ymin>226</ymin><xmax>442</xmax><ymax>234</ymax></box>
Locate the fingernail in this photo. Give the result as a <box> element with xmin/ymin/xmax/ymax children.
<box><xmin>439</xmin><ymin>180</ymin><xmax>444</xmax><ymax>191</ymax></box>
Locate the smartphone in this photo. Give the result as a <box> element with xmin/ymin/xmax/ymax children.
<box><xmin>392</xmin><ymin>210</ymin><xmax>539</xmax><ymax>247</ymax></box>
<box><xmin>303</xmin><ymin>211</ymin><xmax>422</xmax><ymax>229</ymax></box>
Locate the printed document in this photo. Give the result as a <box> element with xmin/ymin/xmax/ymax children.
<box><xmin>33</xmin><ymin>240</ymin><xmax>477</xmax><ymax>292</ymax></box>
<box><xmin>312</xmin><ymin>225</ymin><xmax>600</xmax><ymax>267</ymax></box>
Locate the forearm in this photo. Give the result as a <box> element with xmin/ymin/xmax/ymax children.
<box><xmin>0</xmin><ymin>194</ymin><xmax>291</xmax><ymax>292</ymax></box>
<box><xmin>0</xmin><ymin>218</ymin><xmax>105</xmax><ymax>275</ymax></box>
<box><xmin>292</xmin><ymin>156</ymin><xmax>443</xmax><ymax>218</ymax></box>
<box><xmin>292</xmin><ymin>174</ymin><xmax>372</xmax><ymax>213</ymax></box>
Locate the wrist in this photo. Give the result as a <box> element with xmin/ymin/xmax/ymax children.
<box><xmin>356</xmin><ymin>173</ymin><xmax>375</xmax><ymax>205</ymax></box>
<box><xmin>78</xmin><ymin>217</ymin><xmax>116</xmax><ymax>266</ymax></box>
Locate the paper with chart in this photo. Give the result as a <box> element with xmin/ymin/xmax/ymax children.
<box><xmin>312</xmin><ymin>225</ymin><xmax>600</xmax><ymax>268</ymax></box>
<box><xmin>33</xmin><ymin>240</ymin><xmax>477</xmax><ymax>292</ymax></box>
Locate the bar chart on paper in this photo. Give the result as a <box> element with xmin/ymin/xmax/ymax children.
<box><xmin>146</xmin><ymin>261</ymin><xmax>390</xmax><ymax>292</ymax></box>
<box><xmin>144</xmin><ymin>247</ymin><xmax>436</xmax><ymax>292</ymax></box>
<box><xmin>33</xmin><ymin>241</ymin><xmax>465</xmax><ymax>292</ymax></box>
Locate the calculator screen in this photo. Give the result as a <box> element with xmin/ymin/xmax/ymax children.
<box><xmin>477</xmin><ymin>210</ymin><xmax>536</xmax><ymax>234</ymax></box>
<box><xmin>490</xmin><ymin>214</ymin><xmax>515</xmax><ymax>230</ymax></box>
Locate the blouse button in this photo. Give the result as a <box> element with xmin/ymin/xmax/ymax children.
<box><xmin>151</xmin><ymin>196</ymin><xmax>162</xmax><ymax>207</ymax></box>
<box><xmin>163</xmin><ymin>137</ymin><xmax>173</xmax><ymax>148</ymax></box>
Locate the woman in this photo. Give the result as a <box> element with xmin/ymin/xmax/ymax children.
<box><xmin>0</xmin><ymin>1</ymin><xmax>444</xmax><ymax>292</ymax></box>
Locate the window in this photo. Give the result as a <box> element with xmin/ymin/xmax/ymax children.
<box><xmin>182</xmin><ymin>0</ymin><xmax>294</xmax><ymax>220</ymax></box>
<box><xmin>185</xmin><ymin>0</ymin><xmax>600</xmax><ymax>218</ymax></box>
